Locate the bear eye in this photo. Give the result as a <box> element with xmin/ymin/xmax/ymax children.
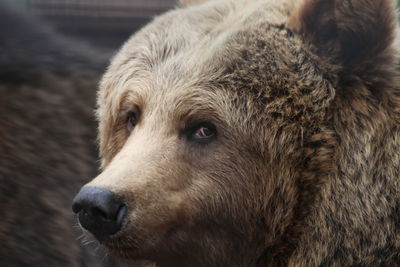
<box><xmin>186</xmin><ymin>122</ymin><xmax>217</xmax><ymax>143</ymax></box>
<box><xmin>126</xmin><ymin>108</ymin><xmax>139</xmax><ymax>133</ymax></box>
<box><xmin>194</xmin><ymin>127</ymin><xmax>214</xmax><ymax>138</ymax></box>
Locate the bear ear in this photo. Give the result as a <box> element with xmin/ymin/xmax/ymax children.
<box><xmin>179</xmin><ymin>0</ymin><xmax>210</xmax><ymax>7</ymax></box>
<box><xmin>288</xmin><ymin>0</ymin><xmax>397</xmax><ymax>71</ymax></box>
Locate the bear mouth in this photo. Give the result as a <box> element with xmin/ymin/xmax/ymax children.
<box><xmin>104</xmin><ymin>243</ymin><xmax>149</xmax><ymax>259</ymax></box>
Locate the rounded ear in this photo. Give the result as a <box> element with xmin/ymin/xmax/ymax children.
<box><xmin>288</xmin><ymin>0</ymin><xmax>398</xmax><ymax>72</ymax></box>
<box><xmin>179</xmin><ymin>0</ymin><xmax>210</xmax><ymax>8</ymax></box>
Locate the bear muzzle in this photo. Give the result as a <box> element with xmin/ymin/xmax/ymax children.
<box><xmin>72</xmin><ymin>186</ymin><xmax>127</xmax><ymax>241</ymax></box>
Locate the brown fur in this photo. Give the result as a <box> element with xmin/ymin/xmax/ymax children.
<box><xmin>77</xmin><ymin>0</ymin><xmax>400</xmax><ymax>266</ymax></box>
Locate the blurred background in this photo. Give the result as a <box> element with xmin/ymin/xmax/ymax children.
<box><xmin>4</xmin><ymin>0</ymin><xmax>176</xmax><ymax>49</ymax></box>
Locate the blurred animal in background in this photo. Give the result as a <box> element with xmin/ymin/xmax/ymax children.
<box><xmin>0</xmin><ymin>3</ymin><xmax>147</xmax><ymax>266</ymax></box>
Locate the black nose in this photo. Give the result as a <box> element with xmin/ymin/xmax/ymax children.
<box><xmin>72</xmin><ymin>187</ymin><xmax>127</xmax><ymax>241</ymax></box>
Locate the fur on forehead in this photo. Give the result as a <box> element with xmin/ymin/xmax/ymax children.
<box><xmin>98</xmin><ymin>0</ymin><xmax>399</xmax><ymax>126</ymax></box>
<box><xmin>96</xmin><ymin>0</ymin><xmax>336</xmax><ymax>161</ymax></box>
<box><xmin>97</xmin><ymin>0</ymin><xmax>299</xmax><ymax>120</ymax></box>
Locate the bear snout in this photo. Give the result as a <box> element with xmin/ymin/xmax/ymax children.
<box><xmin>72</xmin><ymin>187</ymin><xmax>127</xmax><ymax>241</ymax></box>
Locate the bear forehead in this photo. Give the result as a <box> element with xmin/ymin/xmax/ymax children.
<box><xmin>100</xmin><ymin>0</ymin><xmax>332</xmax><ymax>114</ymax></box>
<box><xmin>115</xmin><ymin>0</ymin><xmax>299</xmax><ymax>75</ymax></box>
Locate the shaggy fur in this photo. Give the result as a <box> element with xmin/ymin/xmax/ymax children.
<box><xmin>78</xmin><ymin>0</ymin><xmax>400</xmax><ymax>266</ymax></box>
<box><xmin>0</xmin><ymin>4</ymin><xmax>136</xmax><ymax>267</ymax></box>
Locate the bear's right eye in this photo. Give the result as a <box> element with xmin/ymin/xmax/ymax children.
<box><xmin>126</xmin><ymin>107</ymin><xmax>139</xmax><ymax>133</ymax></box>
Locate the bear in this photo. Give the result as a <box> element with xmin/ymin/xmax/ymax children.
<box><xmin>0</xmin><ymin>3</ymin><xmax>141</xmax><ymax>267</ymax></box>
<box><xmin>72</xmin><ymin>0</ymin><xmax>400</xmax><ymax>266</ymax></box>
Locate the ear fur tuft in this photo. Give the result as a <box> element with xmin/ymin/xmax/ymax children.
<box><xmin>288</xmin><ymin>0</ymin><xmax>397</xmax><ymax>71</ymax></box>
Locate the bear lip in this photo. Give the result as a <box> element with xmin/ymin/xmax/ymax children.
<box><xmin>104</xmin><ymin>243</ymin><xmax>150</xmax><ymax>259</ymax></box>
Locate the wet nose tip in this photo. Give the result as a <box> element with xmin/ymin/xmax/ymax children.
<box><xmin>72</xmin><ymin>187</ymin><xmax>127</xmax><ymax>241</ymax></box>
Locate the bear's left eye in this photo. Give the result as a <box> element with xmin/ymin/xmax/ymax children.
<box><xmin>185</xmin><ymin>122</ymin><xmax>217</xmax><ymax>143</ymax></box>
<box><xmin>194</xmin><ymin>126</ymin><xmax>214</xmax><ymax>139</ymax></box>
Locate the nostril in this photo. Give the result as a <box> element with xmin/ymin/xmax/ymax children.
<box><xmin>90</xmin><ymin>206</ymin><xmax>114</xmax><ymax>221</ymax></box>
<box><xmin>72</xmin><ymin>203</ymin><xmax>82</xmax><ymax>214</ymax></box>
<box><xmin>116</xmin><ymin>205</ymin><xmax>127</xmax><ymax>224</ymax></box>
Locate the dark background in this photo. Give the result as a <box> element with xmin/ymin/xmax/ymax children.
<box><xmin>4</xmin><ymin>0</ymin><xmax>177</xmax><ymax>50</ymax></box>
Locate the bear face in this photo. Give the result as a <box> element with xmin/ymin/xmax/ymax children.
<box><xmin>73</xmin><ymin>0</ymin><xmax>400</xmax><ymax>266</ymax></box>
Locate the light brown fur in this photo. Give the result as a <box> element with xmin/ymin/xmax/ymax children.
<box><xmin>78</xmin><ymin>0</ymin><xmax>400</xmax><ymax>266</ymax></box>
